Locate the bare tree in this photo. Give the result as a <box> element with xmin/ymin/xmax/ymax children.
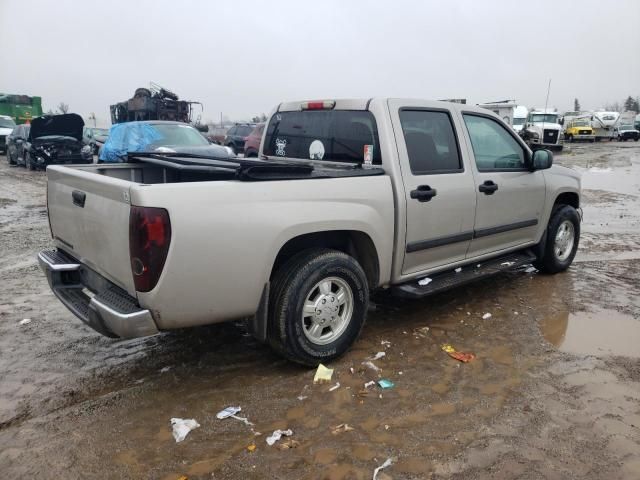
<box><xmin>57</xmin><ymin>102</ymin><xmax>69</xmax><ymax>114</ymax></box>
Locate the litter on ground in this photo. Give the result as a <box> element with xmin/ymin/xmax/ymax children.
<box><xmin>313</xmin><ymin>364</ymin><xmax>334</xmax><ymax>383</ymax></box>
<box><xmin>441</xmin><ymin>344</ymin><xmax>476</xmax><ymax>363</ymax></box>
<box><xmin>170</xmin><ymin>418</ymin><xmax>200</xmax><ymax>443</ymax></box>
<box><xmin>216</xmin><ymin>406</ymin><xmax>242</xmax><ymax>419</ymax></box>
<box><xmin>159</xmin><ymin>366</ymin><xmax>171</xmax><ymax>373</ymax></box>
<box><xmin>247</xmin><ymin>444</ymin><xmax>256</xmax><ymax>452</ymax></box>
<box><xmin>373</xmin><ymin>457</ymin><xmax>395</xmax><ymax>480</ymax></box>
<box><xmin>266</xmin><ymin>429</ymin><xmax>293</xmax><ymax>446</ymax></box>
<box><xmin>455</xmin><ymin>267</ymin><xmax>462</xmax><ymax>273</ymax></box>
<box><xmin>501</xmin><ymin>261</ymin><xmax>515</xmax><ymax>267</ymax></box>
<box><xmin>381</xmin><ymin>340</ymin><xmax>391</xmax><ymax>347</ymax></box>
<box><xmin>370</xmin><ymin>351</ymin><xmax>386</xmax><ymax>360</ymax></box>
<box><xmin>378</xmin><ymin>379</ymin><xmax>395</xmax><ymax>389</ymax></box>
<box><xmin>362</xmin><ymin>361</ymin><xmax>381</xmax><ymax>372</ymax></box>
<box><xmin>364</xmin><ymin>380</ymin><xmax>376</xmax><ymax>389</ymax></box>
<box><xmin>482</xmin><ymin>313</ymin><xmax>492</xmax><ymax>320</ymax></box>
<box><xmin>329</xmin><ymin>382</ymin><xmax>341</xmax><ymax>392</ymax></box>
<box><xmin>418</xmin><ymin>277</ymin><xmax>432</xmax><ymax>286</ymax></box>
<box><xmin>276</xmin><ymin>438</ymin><xmax>300</xmax><ymax>450</ymax></box>
<box><xmin>297</xmin><ymin>395</ymin><xmax>308</xmax><ymax>401</ymax></box>
<box><xmin>18</xmin><ymin>318</ymin><xmax>31</xmax><ymax>325</ymax></box>
<box><xmin>331</xmin><ymin>423</ymin><xmax>354</xmax><ymax>435</ymax></box>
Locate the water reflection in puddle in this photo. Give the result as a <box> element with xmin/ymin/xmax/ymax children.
<box><xmin>540</xmin><ymin>308</ymin><xmax>640</xmax><ymax>358</ymax></box>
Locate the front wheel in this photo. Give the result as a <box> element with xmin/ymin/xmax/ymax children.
<box><xmin>268</xmin><ymin>249</ymin><xmax>369</xmax><ymax>366</ymax></box>
<box><xmin>25</xmin><ymin>153</ymin><xmax>35</xmax><ymax>170</ymax></box>
<box><xmin>534</xmin><ymin>205</ymin><xmax>580</xmax><ymax>274</ymax></box>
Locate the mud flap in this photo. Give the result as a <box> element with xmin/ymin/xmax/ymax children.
<box><xmin>247</xmin><ymin>282</ymin><xmax>269</xmax><ymax>343</ymax></box>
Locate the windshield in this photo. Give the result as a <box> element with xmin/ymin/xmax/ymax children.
<box><xmin>0</xmin><ymin>118</ymin><xmax>16</xmax><ymax>128</ymax></box>
<box><xmin>236</xmin><ymin>125</ymin><xmax>253</xmax><ymax>136</ymax></box>
<box><xmin>149</xmin><ymin>123</ymin><xmax>209</xmax><ymax>147</ymax></box>
<box><xmin>93</xmin><ymin>128</ymin><xmax>109</xmax><ymax>136</ymax></box>
<box><xmin>573</xmin><ymin>121</ymin><xmax>588</xmax><ymax>126</ymax></box>
<box><xmin>620</xmin><ymin>125</ymin><xmax>633</xmax><ymax>130</ymax></box>
<box><xmin>531</xmin><ymin>114</ymin><xmax>558</xmax><ymax>124</ymax></box>
<box><xmin>512</xmin><ymin>118</ymin><xmax>525</xmax><ymax>126</ymax></box>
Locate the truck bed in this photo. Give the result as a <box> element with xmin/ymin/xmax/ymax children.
<box><xmin>71</xmin><ymin>154</ymin><xmax>385</xmax><ymax>184</ymax></box>
<box><xmin>45</xmin><ymin>157</ymin><xmax>395</xmax><ymax>328</ymax></box>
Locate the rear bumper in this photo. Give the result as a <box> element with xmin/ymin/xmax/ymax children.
<box><xmin>38</xmin><ymin>249</ymin><xmax>159</xmax><ymax>338</ymax></box>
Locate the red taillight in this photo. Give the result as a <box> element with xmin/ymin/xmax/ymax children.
<box><xmin>129</xmin><ymin>206</ymin><xmax>171</xmax><ymax>292</ymax></box>
<box><xmin>301</xmin><ymin>100</ymin><xmax>336</xmax><ymax>110</ymax></box>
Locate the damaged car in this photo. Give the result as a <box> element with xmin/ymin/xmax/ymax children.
<box><xmin>24</xmin><ymin>113</ymin><xmax>93</xmax><ymax>170</ymax></box>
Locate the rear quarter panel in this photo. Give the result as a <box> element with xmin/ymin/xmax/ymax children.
<box><xmin>131</xmin><ymin>175</ymin><xmax>394</xmax><ymax>329</ymax></box>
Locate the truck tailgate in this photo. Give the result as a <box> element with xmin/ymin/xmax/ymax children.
<box><xmin>46</xmin><ymin>166</ymin><xmax>136</xmax><ymax>295</ymax></box>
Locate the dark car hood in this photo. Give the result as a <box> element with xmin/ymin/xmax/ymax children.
<box><xmin>30</xmin><ymin>114</ymin><xmax>85</xmax><ymax>142</ymax></box>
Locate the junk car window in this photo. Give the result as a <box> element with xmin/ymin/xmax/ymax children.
<box><xmin>464</xmin><ymin>114</ymin><xmax>525</xmax><ymax>170</ymax></box>
<box><xmin>399</xmin><ymin>110</ymin><xmax>462</xmax><ymax>174</ymax></box>
<box><xmin>236</xmin><ymin>126</ymin><xmax>253</xmax><ymax>136</ymax></box>
<box><xmin>149</xmin><ymin>124</ymin><xmax>209</xmax><ymax>146</ymax></box>
<box><xmin>263</xmin><ymin>110</ymin><xmax>381</xmax><ymax>164</ymax></box>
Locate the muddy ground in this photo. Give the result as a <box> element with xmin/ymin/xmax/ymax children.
<box><xmin>0</xmin><ymin>143</ymin><xmax>639</xmax><ymax>479</ymax></box>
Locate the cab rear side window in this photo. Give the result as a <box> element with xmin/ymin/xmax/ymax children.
<box><xmin>399</xmin><ymin>110</ymin><xmax>462</xmax><ymax>174</ymax></box>
<box><xmin>263</xmin><ymin>110</ymin><xmax>381</xmax><ymax>164</ymax></box>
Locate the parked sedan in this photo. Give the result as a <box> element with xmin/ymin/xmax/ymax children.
<box><xmin>6</xmin><ymin>124</ymin><xmax>30</xmax><ymax>165</ymax></box>
<box><xmin>99</xmin><ymin>120</ymin><xmax>233</xmax><ymax>162</ymax></box>
<box><xmin>224</xmin><ymin>123</ymin><xmax>255</xmax><ymax>154</ymax></box>
<box><xmin>243</xmin><ymin>123</ymin><xmax>265</xmax><ymax>157</ymax></box>
<box><xmin>616</xmin><ymin>124</ymin><xmax>639</xmax><ymax>141</ymax></box>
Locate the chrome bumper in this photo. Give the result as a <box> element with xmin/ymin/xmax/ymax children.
<box><xmin>38</xmin><ymin>249</ymin><xmax>159</xmax><ymax>338</ymax></box>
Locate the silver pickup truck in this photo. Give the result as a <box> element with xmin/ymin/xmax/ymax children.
<box><xmin>39</xmin><ymin>98</ymin><xmax>581</xmax><ymax>365</ymax></box>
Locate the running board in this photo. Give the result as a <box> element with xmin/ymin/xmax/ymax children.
<box><xmin>392</xmin><ymin>250</ymin><xmax>537</xmax><ymax>299</ymax></box>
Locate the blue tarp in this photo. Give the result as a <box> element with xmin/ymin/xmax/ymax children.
<box><xmin>99</xmin><ymin>122</ymin><xmax>163</xmax><ymax>162</ymax></box>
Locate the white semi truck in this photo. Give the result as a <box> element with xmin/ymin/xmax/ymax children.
<box><xmin>521</xmin><ymin>108</ymin><xmax>563</xmax><ymax>150</ymax></box>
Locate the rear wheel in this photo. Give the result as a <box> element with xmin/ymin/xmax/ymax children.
<box><xmin>268</xmin><ymin>249</ymin><xmax>369</xmax><ymax>366</ymax></box>
<box><xmin>534</xmin><ymin>205</ymin><xmax>580</xmax><ymax>274</ymax></box>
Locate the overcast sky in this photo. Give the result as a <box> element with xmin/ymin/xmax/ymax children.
<box><xmin>1</xmin><ymin>0</ymin><xmax>639</xmax><ymax>126</ymax></box>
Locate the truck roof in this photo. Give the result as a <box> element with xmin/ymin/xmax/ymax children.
<box><xmin>276</xmin><ymin>98</ymin><xmax>498</xmax><ymax>116</ymax></box>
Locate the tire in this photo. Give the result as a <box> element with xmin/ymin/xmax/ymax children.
<box><xmin>634</xmin><ymin>138</ymin><xmax>639</xmax><ymax>142</ymax></box>
<box><xmin>268</xmin><ymin>249</ymin><xmax>369</xmax><ymax>366</ymax></box>
<box><xmin>25</xmin><ymin>153</ymin><xmax>35</xmax><ymax>170</ymax></box>
<box><xmin>533</xmin><ymin>205</ymin><xmax>580</xmax><ymax>274</ymax></box>
<box><xmin>7</xmin><ymin>150</ymin><xmax>15</xmax><ymax>165</ymax></box>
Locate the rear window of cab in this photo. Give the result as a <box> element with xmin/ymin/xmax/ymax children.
<box><xmin>263</xmin><ymin>110</ymin><xmax>381</xmax><ymax>164</ymax></box>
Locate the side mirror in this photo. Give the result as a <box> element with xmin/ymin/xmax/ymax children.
<box><xmin>531</xmin><ymin>149</ymin><xmax>553</xmax><ymax>170</ymax></box>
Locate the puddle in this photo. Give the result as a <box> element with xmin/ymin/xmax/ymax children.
<box><xmin>540</xmin><ymin>308</ymin><xmax>640</xmax><ymax>358</ymax></box>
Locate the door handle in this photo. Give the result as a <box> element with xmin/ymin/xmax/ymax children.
<box><xmin>478</xmin><ymin>180</ymin><xmax>498</xmax><ymax>195</ymax></box>
<box><xmin>410</xmin><ymin>185</ymin><xmax>437</xmax><ymax>202</ymax></box>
